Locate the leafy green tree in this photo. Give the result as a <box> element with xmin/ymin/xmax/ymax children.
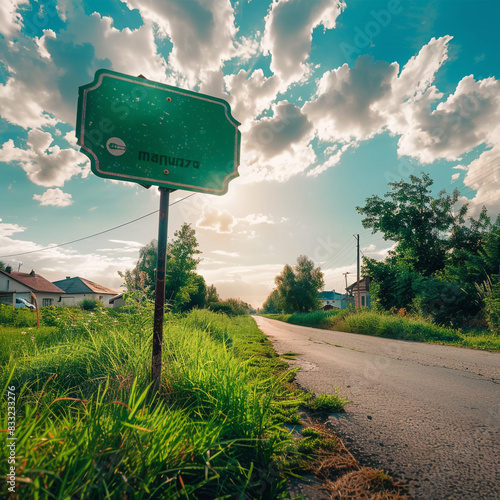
<box><xmin>118</xmin><ymin>241</ymin><xmax>157</xmax><ymax>299</ymax></box>
<box><xmin>0</xmin><ymin>261</ymin><xmax>6</xmax><ymax>271</ymax></box>
<box><xmin>357</xmin><ymin>173</ymin><xmax>459</xmax><ymax>276</ymax></box>
<box><xmin>166</xmin><ymin>223</ymin><xmax>202</xmax><ymax>311</ymax></box>
<box><xmin>119</xmin><ymin>223</ymin><xmax>202</xmax><ymax>311</ymax></box>
<box><xmin>485</xmin><ymin>274</ymin><xmax>500</xmax><ymax>334</ymax></box>
<box><xmin>183</xmin><ymin>274</ymin><xmax>207</xmax><ymax>311</ymax></box>
<box><xmin>275</xmin><ymin>256</ymin><xmax>324</xmax><ymax>313</ymax></box>
<box><xmin>359</xmin><ymin>173</ymin><xmax>498</xmax><ymax>326</ymax></box>
<box><xmin>262</xmin><ymin>289</ymin><xmax>281</xmax><ymax>314</ymax></box>
<box><xmin>205</xmin><ymin>285</ymin><xmax>220</xmax><ymax>308</ymax></box>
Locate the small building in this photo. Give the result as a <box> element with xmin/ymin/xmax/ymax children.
<box><xmin>109</xmin><ymin>293</ymin><xmax>125</xmax><ymax>308</ymax></box>
<box><xmin>52</xmin><ymin>276</ymin><xmax>118</xmax><ymax>307</ymax></box>
<box><xmin>319</xmin><ymin>289</ymin><xmax>350</xmax><ymax>310</ymax></box>
<box><xmin>346</xmin><ymin>277</ymin><xmax>371</xmax><ymax>308</ymax></box>
<box><xmin>0</xmin><ymin>267</ymin><xmax>65</xmax><ymax>307</ymax></box>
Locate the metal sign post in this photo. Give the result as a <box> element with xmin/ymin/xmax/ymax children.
<box><xmin>77</xmin><ymin>69</ymin><xmax>241</xmax><ymax>391</ymax></box>
<box><xmin>151</xmin><ymin>187</ymin><xmax>171</xmax><ymax>390</ymax></box>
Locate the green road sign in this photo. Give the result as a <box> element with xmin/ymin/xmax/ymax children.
<box><xmin>76</xmin><ymin>69</ymin><xmax>241</xmax><ymax>195</ymax></box>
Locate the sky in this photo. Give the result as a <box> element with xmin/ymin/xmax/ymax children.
<box><xmin>0</xmin><ymin>0</ymin><xmax>499</xmax><ymax>309</ymax></box>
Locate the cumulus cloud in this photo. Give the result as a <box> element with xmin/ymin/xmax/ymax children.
<box><xmin>68</xmin><ymin>11</ymin><xmax>167</xmax><ymax>83</ymax></box>
<box><xmin>241</xmin><ymin>101</ymin><xmax>316</xmax><ymax>182</ymax></box>
<box><xmin>0</xmin><ymin>128</ymin><xmax>89</xmax><ymax>187</ymax></box>
<box><xmin>196</xmin><ymin>206</ymin><xmax>237</xmax><ymax>233</ymax></box>
<box><xmin>224</xmin><ymin>69</ymin><xmax>281</xmax><ymax>126</ymax></box>
<box><xmin>0</xmin><ymin>219</ymin><xmax>135</xmax><ymax>291</ymax></box>
<box><xmin>0</xmin><ymin>0</ymin><xmax>30</xmax><ymax>39</ymax></box>
<box><xmin>33</xmin><ymin>188</ymin><xmax>73</xmax><ymax>207</ymax></box>
<box><xmin>303</xmin><ymin>55</ymin><xmax>398</xmax><ymax>141</ymax></box>
<box><xmin>212</xmin><ymin>250</ymin><xmax>239</xmax><ymax>257</ymax></box>
<box><xmin>262</xmin><ymin>0</ymin><xmax>345</xmax><ymax>85</ymax></box>
<box><xmin>122</xmin><ymin>0</ymin><xmax>237</xmax><ymax>81</ymax></box>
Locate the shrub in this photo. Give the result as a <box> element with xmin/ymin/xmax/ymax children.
<box><xmin>79</xmin><ymin>298</ymin><xmax>102</xmax><ymax>311</ymax></box>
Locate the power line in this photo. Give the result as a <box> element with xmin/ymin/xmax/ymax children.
<box><xmin>0</xmin><ymin>193</ymin><xmax>196</xmax><ymax>259</ymax></box>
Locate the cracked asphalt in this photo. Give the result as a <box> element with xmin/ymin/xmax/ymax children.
<box><xmin>253</xmin><ymin>316</ymin><xmax>500</xmax><ymax>500</ymax></box>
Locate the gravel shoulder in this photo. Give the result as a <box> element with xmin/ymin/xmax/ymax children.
<box><xmin>253</xmin><ymin>316</ymin><xmax>500</xmax><ymax>500</ymax></box>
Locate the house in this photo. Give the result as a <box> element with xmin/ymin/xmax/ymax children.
<box><xmin>109</xmin><ymin>293</ymin><xmax>125</xmax><ymax>308</ymax></box>
<box><xmin>346</xmin><ymin>277</ymin><xmax>371</xmax><ymax>308</ymax></box>
<box><xmin>52</xmin><ymin>276</ymin><xmax>118</xmax><ymax>307</ymax></box>
<box><xmin>0</xmin><ymin>267</ymin><xmax>65</xmax><ymax>307</ymax></box>
<box><xmin>319</xmin><ymin>289</ymin><xmax>353</xmax><ymax>310</ymax></box>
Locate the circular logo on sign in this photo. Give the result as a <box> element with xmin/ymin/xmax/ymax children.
<box><xmin>106</xmin><ymin>137</ymin><xmax>126</xmax><ymax>156</ymax></box>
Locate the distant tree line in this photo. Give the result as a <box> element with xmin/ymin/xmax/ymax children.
<box><xmin>120</xmin><ymin>223</ymin><xmax>254</xmax><ymax>315</ymax></box>
<box><xmin>356</xmin><ymin>172</ymin><xmax>500</xmax><ymax>331</ymax></box>
<box><xmin>262</xmin><ymin>255</ymin><xmax>324</xmax><ymax>314</ymax></box>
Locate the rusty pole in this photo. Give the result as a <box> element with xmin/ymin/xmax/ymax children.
<box><xmin>151</xmin><ymin>187</ymin><xmax>170</xmax><ymax>391</ymax></box>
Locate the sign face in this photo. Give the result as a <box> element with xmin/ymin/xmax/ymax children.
<box><xmin>76</xmin><ymin>69</ymin><xmax>241</xmax><ymax>195</ymax></box>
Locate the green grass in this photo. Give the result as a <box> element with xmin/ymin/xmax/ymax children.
<box><xmin>305</xmin><ymin>392</ymin><xmax>350</xmax><ymax>413</ymax></box>
<box><xmin>0</xmin><ymin>305</ymin><xmax>305</xmax><ymax>498</ymax></box>
<box><xmin>263</xmin><ymin>309</ymin><xmax>500</xmax><ymax>350</ymax></box>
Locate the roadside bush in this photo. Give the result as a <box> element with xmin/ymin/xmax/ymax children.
<box><xmin>79</xmin><ymin>298</ymin><xmax>102</xmax><ymax>310</ymax></box>
<box><xmin>485</xmin><ymin>274</ymin><xmax>500</xmax><ymax>334</ymax></box>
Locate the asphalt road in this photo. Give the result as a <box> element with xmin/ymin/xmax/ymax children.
<box><xmin>253</xmin><ymin>316</ymin><xmax>500</xmax><ymax>500</ymax></box>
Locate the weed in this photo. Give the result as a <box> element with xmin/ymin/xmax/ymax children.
<box><xmin>305</xmin><ymin>392</ymin><xmax>350</xmax><ymax>413</ymax></box>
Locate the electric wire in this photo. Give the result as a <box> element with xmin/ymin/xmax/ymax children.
<box><xmin>0</xmin><ymin>193</ymin><xmax>196</xmax><ymax>259</ymax></box>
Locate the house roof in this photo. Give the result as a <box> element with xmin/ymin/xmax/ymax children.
<box><xmin>319</xmin><ymin>290</ymin><xmax>345</xmax><ymax>300</ymax></box>
<box><xmin>52</xmin><ymin>276</ymin><xmax>118</xmax><ymax>295</ymax></box>
<box><xmin>0</xmin><ymin>270</ymin><xmax>65</xmax><ymax>293</ymax></box>
<box><xmin>346</xmin><ymin>277</ymin><xmax>371</xmax><ymax>291</ymax></box>
<box><xmin>109</xmin><ymin>293</ymin><xmax>124</xmax><ymax>304</ymax></box>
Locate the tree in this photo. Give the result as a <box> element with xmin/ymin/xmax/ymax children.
<box><xmin>118</xmin><ymin>241</ymin><xmax>157</xmax><ymax>299</ymax></box>
<box><xmin>262</xmin><ymin>289</ymin><xmax>281</xmax><ymax>314</ymax></box>
<box><xmin>358</xmin><ymin>172</ymin><xmax>498</xmax><ymax>326</ymax></box>
<box><xmin>119</xmin><ymin>223</ymin><xmax>203</xmax><ymax>311</ymax></box>
<box><xmin>275</xmin><ymin>255</ymin><xmax>324</xmax><ymax>313</ymax></box>
<box><xmin>0</xmin><ymin>261</ymin><xmax>6</xmax><ymax>271</ymax></box>
<box><xmin>205</xmin><ymin>285</ymin><xmax>220</xmax><ymax>308</ymax></box>
<box><xmin>166</xmin><ymin>223</ymin><xmax>202</xmax><ymax>311</ymax></box>
<box><xmin>357</xmin><ymin>173</ymin><xmax>460</xmax><ymax>276</ymax></box>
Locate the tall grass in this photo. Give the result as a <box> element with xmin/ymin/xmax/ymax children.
<box><xmin>0</xmin><ymin>307</ymin><xmax>298</xmax><ymax>498</ymax></box>
<box><xmin>263</xmin><ymin>309</ymin><xmax>500</xmax><ymax>350</ymax></box>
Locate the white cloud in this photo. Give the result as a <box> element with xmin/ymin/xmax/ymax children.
<box><xmin>262</xmin><ymin>0</ymin><xmax>345</xmax><ymax>85</ymax></box>
<box><xmin>0</xmin><ymin>0</ymin><xmax>30</xmax><ymax>39</ymax></box>
<box><xmin>0</xmin><ymin>219</ymin><xmax>135</xmax><ymax>291</ymax></box>
<box><xmin>241</xmin><ymin>101</ymin><xmax>316</xmax><ymax>182</ymax></box>
<box><xmin>303</xmin><ymin>55</ymin><xmax>398</xmax><ymax>142</ymax></box>
<box><xmin>122</xmin><ymin>0</ymin><xmax>237</xmax><ymax>82</ymax></box>
<box><xmin>224</xmin><ymin>69</ymin><xmax>281</xmax><ymax>126</ymax></box>
<box><xmin>0</xmin><ymin>218</ymin><xmax>25</xmax><ymax>238</ymax></box>
<box><xmin>196</xmin><ymin>206</ymin><xmax>237</xmax><ymax>233</ymax></box>
<box><xmin>69</xmin><ymin>11</ymin><xmax>168</xmax><ymax>83</ymax></box>
<box><xmin>33</xmin><ymin>188</ymin><xmax>73</xmax><ymax>207</ymax></box>
<box><xmin>212</xmin><ymin>250</ymin><xmax>240</xmax><ymax>257</ymax></box>
<box><xmin>240</xmin><ymin>214</ymin><xmax>277</xmax><ymax>225</ymax></box>
<box><xmin>0</xmin><ymin>129</ymin><xmax>89</xmax><ymax>187</ymax></box>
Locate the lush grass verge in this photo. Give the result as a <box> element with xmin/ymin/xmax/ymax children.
<box><xmin>264</xmin><ymin>310</ymin><xmax>341</xmax><ymax>329</ymax></box>
<box><xmin>0</xmin><ymin>305</ymin><xmax>303</xmax><ymax>498</ymax></box>
<box><xmin>262</xmin><ymin>309</ymin><xmax>500</xmax><ymax>350</ymax></box>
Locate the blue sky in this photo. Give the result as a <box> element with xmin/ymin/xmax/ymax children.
<box><xmin>0</xmin><ymin>0</ymin><xmax>499</xmax><ymax>307</ymax></box>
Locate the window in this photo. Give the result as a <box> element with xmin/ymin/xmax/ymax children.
<box><xmin>43</xmin><ymin>298</ymin><xmax>53</xmax><ymax>307</ymax></box>
<box><xmin>361</xmin><ymin>296</ymin><xmax>365</xmax><ymax>306</ymax></box>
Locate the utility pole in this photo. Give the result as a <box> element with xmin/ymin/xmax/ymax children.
<box><xmin>343</xmin><ymin>271</ymin><xmax>350</xmax><ymax>309</ymax></box>
<box><xmin>356</xmin><ymin>234</ymin><xmax>360</xmax><ymax>309</ymax></box>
